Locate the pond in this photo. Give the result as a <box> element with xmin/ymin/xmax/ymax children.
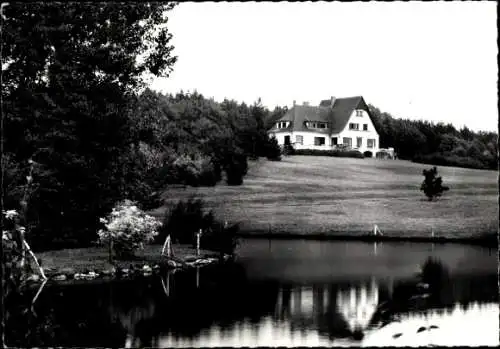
<box><xmin>6</xmin><ymin>239</ymin><xmax>498</xmax><ymax>347</ymax></box>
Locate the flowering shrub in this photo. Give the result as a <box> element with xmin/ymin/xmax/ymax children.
<box><xmin>97</xmin><ymin>200</ymin><xmax>161</xmax><ymax>258</ymax></box>
<box><xmin>2</xmin><ymin>209</ymin><xmax>25</xmax><ymax>254</ymax></box>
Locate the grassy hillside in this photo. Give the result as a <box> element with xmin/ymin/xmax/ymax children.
<box><xmin>151</xmin><ymin>156</ymin><xmax>498</xmax><ymax>239</ymax></box>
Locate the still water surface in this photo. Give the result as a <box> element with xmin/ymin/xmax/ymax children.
<box><xmin>7</xmin><ymin>239</ymin><xmax>498</xmax><ymax>347</ymax></box>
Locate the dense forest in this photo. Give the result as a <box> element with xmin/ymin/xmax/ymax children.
<box><xmin>368</xmin><ymin>105</ymin><xmax>498</xmax><ymax>170</ymax></box>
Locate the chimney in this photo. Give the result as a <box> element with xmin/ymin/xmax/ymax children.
<box><xmin>330</xmin><ymin>96</ymin><xmax>336</xmax><ymax>107</ymax></box>
<box><xmin>293</xmin><ymin>100</ymin><xmax>296</xmax><ymax>106</ymax></box>
<box><xmin>303</xmin><ymin>101</ymin><xmax>309</xmax><ymax>106</ymax></box>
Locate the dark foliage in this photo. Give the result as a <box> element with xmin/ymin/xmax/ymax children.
<box><xmin>413</xmin><ymin>153</ymin><xmax>496</xmax><ymax>171</ymax></box>
<box><xmin>201</xmin><ymin>222</ymin><xmax>240</xmax><ymax>258</ymax></box>
<box><xmin>158</xmin><ymin>198</ymin><xmax>214</xmax><ymax>245</ymax></box>
<box><xmin>292</xmin><ymin>149</ymin><xmax>365</xmax><ymax>158</ymax></box>
<box><xmin>3</xmin><ymin>3</ymin><xmax>178</xmax><ymax>250</ymax></box>
<box><xmin>224</xmin><ymin>153</ymin><xmax>248</xmax><ymax>186</ymax></box>
<box><xmin>420</xmin><ymin>166</ymin><xmax>449</xmax><ymax>201</ymax></box>
<box><xmin>282</xmin><ymin>144</ymin><xmax>296</xmax><ymax>156</ymax></box>
<box><xmin>265</xmin><ymin>137</ymin><xmax>282</xmax><ymax>161</ymax></box>
<box><xmin>158</xmin><ymin>199</ymin><xmax>239</xmax><ymax>255</ymax></box>
<box><xmin>369</xmin><ymin>105</ymin><xmax>497</xmax><ymax>170</ymax></box>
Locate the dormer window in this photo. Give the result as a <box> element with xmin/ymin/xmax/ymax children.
<box><xmin>356</xmin><ymin>110</ymin><xmax>363</xmax><ymax>117</ymax></box>
<box><xmin>306</xmin><ymin>121</ymin><xmax>328</xmax><ymax>129</ymax></box>
<box><xmin>277</xmin><ymin>121</ymin><xmax>290</xmax><ymax>129</ymax></box>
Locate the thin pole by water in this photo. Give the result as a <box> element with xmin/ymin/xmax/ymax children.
<box><xmin>166</xmin><ymin>272</ymin><xmax>170</xmax><ymax>296</ymax></box>
<box><xmin>196</xmin><ymin>266</ymin><xmax>199</xmax><ymax>288</ymax></box>
<box><xmin>268</xmin><ymin>224</ymin><xmax>272</xmax><ymax>252</ymax></box>
<box><xmin>431</xmin><ymin>228</ymin><xmax>435</xmax><ymax>252</ymax></box>
<box><xmin>196</xmin><ymin>229</ymin><xmax>202</xmax><ymax>256</ymax></box>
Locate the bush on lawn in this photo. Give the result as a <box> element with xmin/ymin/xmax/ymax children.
<box><xmin>283</xmin><ymin>144</ymin><xmax>295</xmax><ymax>156</ymax></box>
<box><xmin>265</xmin><ymin>137</ymin><xmax>282</xmax><ymax>161</ymax></box>
<box><xmin>420</xmin><ymin>166</ymin><xmax>449</xmax><ymax>201</ymax></box>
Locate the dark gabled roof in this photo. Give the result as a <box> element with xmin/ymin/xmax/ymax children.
<box><xmin>268</xmin><ymin>96</ymin><xmax>373</xmax><ymax>135</ymax></box>
<box><xmin>267</xmin><ymin>104</ymin><xmax>331</xmax><ymax>134</ymax></box>
<box><xmin>329</xmin><ymin>96</ymin><xmax>364</xmax><ymax>133</ymax></box>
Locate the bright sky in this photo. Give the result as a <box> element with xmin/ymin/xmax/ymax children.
<box><xmin>150</xmin><ymin>2</ymin><xmax>498</xmax><ymax>133</ymax></box>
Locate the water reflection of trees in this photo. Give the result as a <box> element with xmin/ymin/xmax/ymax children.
<box><xmin>6</xmin><ymin>281</ymin><xmax>127</xmax><ymax>347</ymax></box>
<box><xmin>113</xmin><ymin>263</ymin><xmax>281</xmax><ymax>347</ymax></box>
<box><xmin>370</xmin><ymin>256</ymin><xmax>498</xmax><ymax>328</ymax></box>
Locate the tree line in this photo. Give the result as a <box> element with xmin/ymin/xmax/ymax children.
<box><xmin>369</xmin><ymin>105</ymin><xmax>498</xmax><ymax>170</ymax></box>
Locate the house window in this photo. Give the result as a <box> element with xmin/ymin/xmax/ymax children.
<box><xmin>363</xmin><ymin>124</ymin><xmax>368</xmax><ymax>131</ymax></box>
<box><xmin>296</xmin><ymin>135</ymin><xmax>303</xmax><ymax>145</ymax></box>
<box><xmin>357</xmin><ymin>137</ymin><xmax>362</xmax><ymax>148</ymax></box>
<box><xmin>332</xmin><ymin>137</ymin><xmax>338</xmax><ymax>145</ymax></box>
<box><xmin>349</xmin><ymin>123</ymin><xmax>359</xmax><ymax>130</ymax></box>
<box><xmin>314</xmin><ymin>137</ymin><xmax>325</xmax><ymax>146</ymax></box>
<box><xmin>356</xmin><ymin>110</ymin><xmax>363</xmax><ymax>117</ymax></box>
<box><xmin>343</xmin><ymin>137</ymin><xmax>352</xmax><ymax>147</ymax></box>
<box><xmin>367</xmin><ymin>139</ymin><xmax>376</xmax><ymax>148</ymax></box>
<box><xmin>277</xmin><ymin>121</ymin><xmax>289</xmax><ymax>129</ymax></box>
<box><xmin>307</xmin><ymin>122</ymin><xmax>327</xmax><ymax>129</ymax></box>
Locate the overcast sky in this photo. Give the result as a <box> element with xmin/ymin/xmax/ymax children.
<box><xmin>150</xmin><ymin>2</ymin><xmax>498</xmax><ymax>133</ymax></box>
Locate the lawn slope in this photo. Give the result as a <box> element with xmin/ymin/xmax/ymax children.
<box><xmin>151</xmin><ymin>156</ymin><xmax>498</xmax><ymax>240</ymax></box>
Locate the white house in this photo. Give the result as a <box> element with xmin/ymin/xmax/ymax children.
<box><xmin>267</xmin><ymin>96</ymin><xmax>380</xmax><ymax>157</ymax></box>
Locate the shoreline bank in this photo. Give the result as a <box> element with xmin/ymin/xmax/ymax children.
<box><xmin>236</xmin><ymin>231</ymin><xmax>497</xmax><ymax>247</ymax></box>
<box><xmin>23</xmin><ymin>244</ymin><xmax>228</xmax><ymax>286</ymax></box>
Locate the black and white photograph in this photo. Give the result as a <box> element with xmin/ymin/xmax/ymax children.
<box><xmin>1</xmin><ymin>1</ymin><xmax>498</xmax><ymax>347</ymax></box>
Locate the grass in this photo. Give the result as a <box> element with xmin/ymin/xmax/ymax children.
<box><xmin>149</xmin><ymin>156</ymin><xmax>498</xmax><ymax>241</ymax></box>
<box><xmin>37</xmin><ymin>244</ymin><xmax>217</xmax><ymax>274</ymax></box>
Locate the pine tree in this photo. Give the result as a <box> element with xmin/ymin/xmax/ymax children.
<box><xmin>420</xmin><ymin>167</ymin><xmax>449</xmax><ymax>201</ymax></box>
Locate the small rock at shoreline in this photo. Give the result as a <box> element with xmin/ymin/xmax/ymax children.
<box><xmin>166</xmin><ymin>260</ymin><xmax>182</xmax><ymax>269</ymax></box>
<box><xmin>101</xmin><ymin>267</ymin><xmax>116</xmax><ymax>276</ymax></box>
<box><xmin>27</xmin><ymin>274</ymin><xmax>41</xmax><ymax>282</ymax></box>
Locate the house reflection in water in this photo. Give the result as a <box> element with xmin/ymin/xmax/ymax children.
<box><xmin>274</xmin><ymin>279</ymin><xmax>383</xmax><ymax>340</ymax></box>
<box><xmin>335</xmin><ymin>279</ymin><xmax>379</xmax><ymax>335</ymax></box>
